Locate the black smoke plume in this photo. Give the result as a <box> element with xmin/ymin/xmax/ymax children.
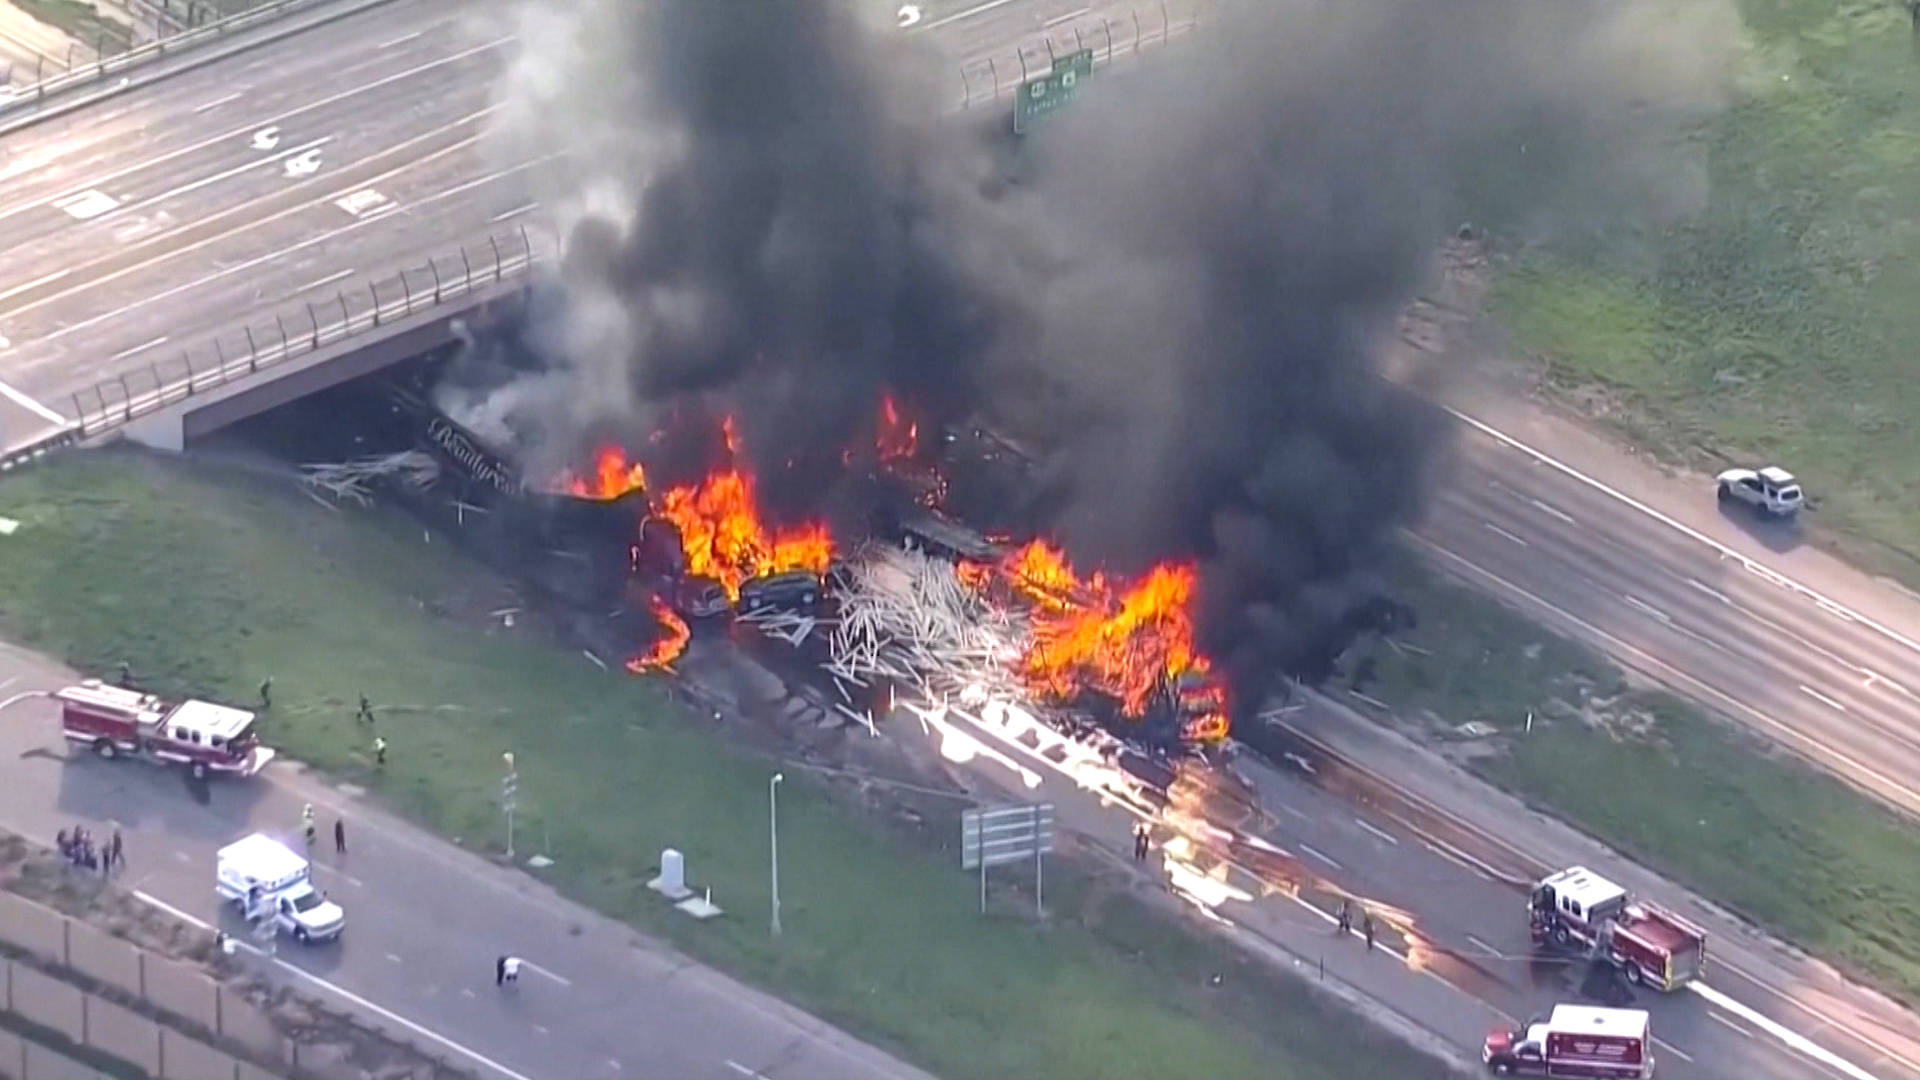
<box><xmin>461</xmin><ymin>0</ymin><xmax>1735</xmax><ymax>711</ymax></box>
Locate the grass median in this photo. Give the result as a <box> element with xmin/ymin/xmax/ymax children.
<box><xmin>1335</xmin><ymin>550</ymin><xmax>1920</xmax><ymax>1005</ymax></box>
<box><xmin>1486</xmin><ymin>0</ymin><xmax>1920</xmax><ymax>583</ymax></box>
<box><xmin>0</xmin><ymin>448</ymin><xmax>1450</xmax><ymax>1080</ymax></box>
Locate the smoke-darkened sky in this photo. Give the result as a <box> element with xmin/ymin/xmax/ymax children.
<box><xmin>456</xmin><ymin>0</ymin><xmax>1737</xmax><ymax>702</ymax></box>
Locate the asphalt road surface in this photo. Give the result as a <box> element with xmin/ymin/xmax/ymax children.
<box><xmin>725</xmin><ymin>620</ymin><xmax>1920</xmax><ymax>1080</ymax></box>
<box><xmin>0</xmin><ymin>0</ymin><xmax>1198</xmax><ymax>453</ymax></box>
<box><xmin>8</xmin><ymin>0</ymin><xmax>1920</xmax><ymax>1073</ymax></box>
<box><xmin>1411</xmin><ymin>384</ymin><xmax>1920</xmax><ymax>821</ymax></box>
<box><xmin>0</xmin><ymin>641</ymin><xmax>936</xmax><ymax>1080</ymax></box>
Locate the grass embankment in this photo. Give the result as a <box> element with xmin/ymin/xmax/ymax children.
<box><xmin>1487</xmin><ymin>0</ymin><xmax>1920</xmax><ymax>583</ymax></box>
<box><xmin>0</xmin><ymin>449</ymin><xmax>1448</xmax><ymax>1080</ymax></box>
<box><xmin>1338</xmin><ymin>550</ymin><xmax>1920</xmax><ymax>1004</ymax></box>
<box><xmin>12</xmin><ymin>0</ymin><xmax>132</xmax><ymax>54</ymax></box>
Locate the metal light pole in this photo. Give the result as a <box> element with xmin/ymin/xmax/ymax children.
<box><xmin>769</xmin><ymin>773</ymin><xmax>784</xmax><ymax>937</ymax></box>
<box><xmin>502</xmin><ymin>752</ymin><xmax>519</xmax><ymax>859</ymax></box>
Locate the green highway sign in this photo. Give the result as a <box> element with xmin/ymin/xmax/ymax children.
<box><xmin>1054</xmin><ymin>48</ymin><xmax>1093</xmax><ymax>78</ymax></box>
<box><xmin>1013</xmin><ymin>49</ymin><xmax>1095</xmax><ymax>135</ymax></box>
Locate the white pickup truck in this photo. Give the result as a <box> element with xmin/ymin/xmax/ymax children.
<box><xmin>215</xmin><ymin>833</ymin><xmax>345</xmax><ymax>944</ymax></box>
<box><xmin>1716</xmin><ymin>466</ymin><xmax>1804</xmax><ymax>519</ymax></box>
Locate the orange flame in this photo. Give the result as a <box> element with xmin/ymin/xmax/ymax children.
<box><xmin>628</xmin><ymin>595</ymin><xmax>690</xmax><ymax>672</ymax></box>
<box><xmin>877</xmin><ymin>394</ymin><xmax>918</xmax><ymax>464</ymax></box>
<box><xmin>559</xmin><ymin>445</ymin><xmax>649</xmax><ymax>500</ymax></box>
<box><xmin>977</xmin><ymin>540</ymin><xmax>1229</xmax><ymax>741</ymax></box>
<box><xmin>654</xmin><ymin>467</ymin><xmax>832</xmax><ymax>601</ymax></box>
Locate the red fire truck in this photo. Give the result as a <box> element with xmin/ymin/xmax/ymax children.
<box><xmin>54</xmin><ymin>680</ymin><xmax>276</xmax><ymax>781</ymax></box>
<box><xmin>1484</xmin><ymin>1004</ymin><xmax>1653</xmax><ymax>1077</ymax></box>
<box><xmin>1529</xmin><ymin>866</ymin><xmax>1706</xmax><ymax>991</ymax></box>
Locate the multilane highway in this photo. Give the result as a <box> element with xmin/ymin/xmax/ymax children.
<box><xmin>0</xmin><ymin>0</ymin><xmax>1188</xmax><ymax>451</ymax></box>
<box><xmin>6</xmin><ymin>0</ymin><xmax>1920</xmax><ymax>1075</ymax></box>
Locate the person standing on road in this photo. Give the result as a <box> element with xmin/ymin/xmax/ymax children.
<box><xmin>301</xmin><ymin>804</ymin><xmax>317</xmax><ymax>847</ymax></box>
<box><xmin>110</xmin><ymin>829</ymin><xmax>124</xmax><ymax>870</ymax></box>
<box><xmin>116</xmin><ymin>662</ymin><xmax>133</xmax><ymax>688</ymax></box>
<box><xmin>502</xmin><ymin>956</ymin><xmax>521</xmax><ymax>986</ymax></box>
<box><xmin>333</xmin><ymin>819</ymin><xmax>346</xmax><ymax>855</ymax></box>
<box><xmin>258</xmin><ymin>677</ymin><xmax>273</xmax><ymax>710</ymax></box>
<box><xmin>373</xmin><ymin>736</ymin><xmax>388</xmax><ymax>767</ymax></box>
<box><xmin>1362</xmin><ymin>913</ymin><xmax>1376</xmax><ymax>952</ymax></box>
<box><xmin>357</xmin><ymin>694</ymin><xmax>375</xmax><ymax>724</ymax></box>
<box><xmin>496</xmin><ymin>955</ymin><xmax>509</xmax><ymax>986</ymax></box>
<box><xmin>1337</xmin><ymin>900</ymin><xmax>1352</xmax><ymax>936</ymax></box>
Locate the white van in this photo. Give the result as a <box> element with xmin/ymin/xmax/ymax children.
<box><xmin>215</xmin><ymin>833</ymin><xmax>345</xmax><ymax>944</ymax></box>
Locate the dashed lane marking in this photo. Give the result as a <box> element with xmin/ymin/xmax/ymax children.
<box><xmin>131</xmin><ymin>890</ymin><xmax>536</xmax><ymax>1080</ymax></box>
<box><xmin>1353</xmin><ymin>819</ymin><xmax>1399</xmax><ymax>846</ymax></box>
<box><xmin>1799</xmin><ymin>685</ymin><xmax>1848</xmax><ymax>713</ymax></box>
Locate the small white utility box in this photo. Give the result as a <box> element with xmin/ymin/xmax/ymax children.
<box><xmin>647</xmin><ymin>848</ymin><xmax>692</xmax><ymax>901</ymax></box>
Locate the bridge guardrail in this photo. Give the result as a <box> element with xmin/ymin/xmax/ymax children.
<box><xmin>949</xmin><ymin>0</ymin><xmax>1202</xmax><ymax>112</ymax></box>
<box><xmin>1</xmin><ymin>0</ymin><xmax>351</xmax><ymax>112</ymax></box>
<box><xmin>69</xmin><ymin>226</ymin><xmax>545</xmax><ymax>440</ymax></box>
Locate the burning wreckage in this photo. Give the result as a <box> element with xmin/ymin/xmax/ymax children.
<box><xmin>323</xmin><ymin>373</ymin><xmax>1231</xmax><ymax>766</ymax></box>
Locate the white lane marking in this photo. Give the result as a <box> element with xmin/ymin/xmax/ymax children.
<box><xmin>1412</xmin><ymin>533</ymin><xmax>1920</xmax><ymax>810</ymax></box>
<box><xmin>1275</xmin><ymin>802</ymin><xmax>1308</xmax><ymax>820</ymax></box>
<box><xmin>378</xmin><ymin>31</ymin><xmax>422</xmax><ymax>48</ymax></box>
<box><xmin>386</xmin><ymin>952</ymin><xmax>404</xmax><ymax>963</ymax></box>
<box><xmin>1354</xmin><ymin>819</ymin><xmax>1399</xmax><ymax>846</ymax></box>
<box><xmin>52</xmin><ymin>189</ymin><xmax>119</xmax><ymax>220</ymax></box>
<box><xmin>1623</xmin><ymin>595</ymin><xmax>1672</xmax><ymax>625</ymax></box>
<box><xmin>0</xmin><ymin>37</ymin><xmax>512</xmax><ymax>228</ymax></box>
<box><xmin>1686</xmin><ymin>577</ymin><xmax>1730</xmax><ymax>604</ymax></box>
<box><xmin>1449</xmin><ymin>405</ymin><xmax>1920</xmax><ymax>667</ymax></box>
<box><xmin>1818</xmin><ymin>599</ymin><xmax>1857</xmax><ymax>624</ymax></box>
<box><xmin>0</xmin><ymin>269</ymin><xmax>70</xmax><ymax>304</ymax></box>
<box><xmin>132</xmin><ymin>889</ymin><xmax>537</xmax><ymax>1080</ymax></box>
<box><xmin>1044</xmin><ymin>6</ymin><xmax>1092</xmax><ymax>27</ymax></box>
<box><xmin>897</xmin><ymin>4</ymin><xmax>923</xmax><ymax>28</ymax></box>
<box><xmin>518</xmin><ymin>958</ymin><xmax>572</xmax><ymax>987</ymax></box>
<box><xmin>1296</xmin><ymin>843</ymin><xmax>1341</xmax><ymax>870</ymax></box>
<box><xmin>139</xmin><ymin>137</ymin><xmax>334</xmax><ymax>212</ymax></box>
<box><xmin>726</xmin><ymin>1060</ymin><xmax>768</xmax><ymax>1078</ymax></box>
<box><xmin>1862</xmin><ymin>669</ymin><xmax>1915</xmax><ymax>699</ymax></box>
<box><xmin>109</xmin><ymin>335</ymin><xmax>168</xmax><ymax>361</ymax></box>
<box><xmin>1465</xmin><ymin>934</ymin><xmax>1504</xmax><ymax>959</ymax></box>
<box><xmin>1799</xmin><ymin>685</ymin><xmax>1848</xmax><ymax>713</ymax></box>
<box><xmin>249</xmin><ymin>126</ymin><xmax>281</xmax><ymax>152</ymax></box>
<box><xmin>334</xmin><ymin>189</ymin><xmax>394</xmax><ymax>220</ymax></box>
<box><xmin>923</xmin><ymin>0</ymin><xmax>1021</xmax><ymax>30</ymax></box>
<box><xmin>297</xmin><ymin>269</ymin><xmax>356</xmax><ymax>293</ymax></box>
<box><xmin>284</xmin><ymin>148</ymin><xmax>325</xmax><ymax>179</ymax></box>
<box><xmin>489</xmin><ymin>202</ymin><xmax>537</xmax><ymax>223</ymax></box>
<box><xmin>1709</xmin><ymin>1011</ymin><xmax>1754</xmax><ymax>1039</ymax></box>
<box><xmin>1655</xmin><ymin>1037</ymin><xmax>1694</xmax><ymax>1063</ymax></box>
<box><xmin>20</xmin><ymin>121</ymin><xmax>515</xmax><ymax>340</ymax></box>
<box><xmin>0</xmin><ymin>378</ymin><xmax>64</xmax><ymax>424</ymax></box>
<box><xmin>193</xmin><ymin>92</ymin><xmax>244</xmax><ymax>114</ymax></box>
<box><xmin>1527</xmin><ymin>497</ymin><xmax>1575</xmax><ymax>525</ymax></box>
<box><xmin>1692</xmin><ymin>983</ymin><xmax>1880</xmax><ymax>1080</ymax></box>
<box><xmin>1483</xmin><ymin>522</ymin><xmax>1528</xmax><ymax>546</ymax></box>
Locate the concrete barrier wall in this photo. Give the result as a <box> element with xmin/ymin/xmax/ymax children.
<box><xmin>0</xmin><ymin>892</ymin><xmax>68</xmax><ymax>963</ymax></box>
<box><xmin>19</xmin><ymin>1038</ymin><xmax>110</xmax><ymax>1080</ymax></box>
<box><xmin>66</xmin><ymin>919</ymin><xmax>140</xmax><ymax>999</ymax></box>
<box><xmin>215</xmin><ymin>990</ymin><xmax>282</xmax><ymax>1059</ymax></box>
<box><xmin>161</xmin><ymin>1026</ymin><xmax>240</xmax><ymax>1080</ymax></box>
<box><xmin>85</xmin><ymin>995</ymin><xmax>159</xmax><ymax>1074</ymax></box>
<box><xmin>146</xmin><ymin>952</ymin><xmax>218</xmax><ymax>1030</ymax></box>
<box><xmin>11</xmin><ymin>964</ymin><xmax>84</xmax><ymax>1041</ymax></box>
<box><xmin>0</xmin><ymin>889</ymin><xmax>275</xmax><ymax>1080</ymax></box>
